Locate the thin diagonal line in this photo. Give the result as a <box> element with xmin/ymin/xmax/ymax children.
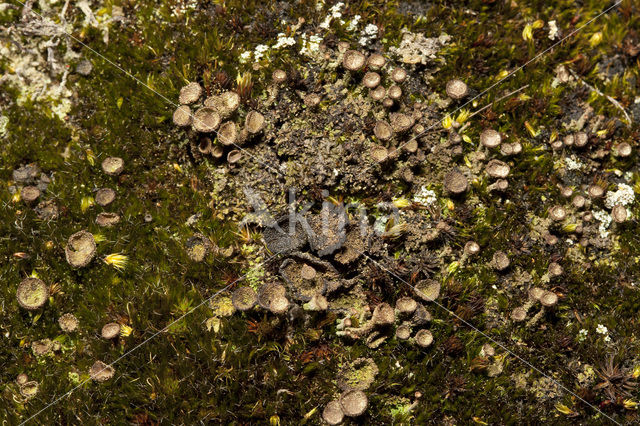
<box><xmin>11</xmin><ymin>0</ymin><xmax>286</xmax><ymax>182</ymax></box>
<box><xmin>392</xmin><ymin>0</ymin><xmax>623</xmax><ymax>156</ymax></box>
<box><xmin>19</xmin><ymin>250</ymin><xmax>284</xmax><ymax>425</ymax></box>
<box><xmin>467</xmin><ymin>84</ymin><xmax>529</xmax><ymax>120</ymax></box>
<box><xmin>359</xmin><ymin>251</ymin><xmax>621</xmax><ymax>425</ymax></box>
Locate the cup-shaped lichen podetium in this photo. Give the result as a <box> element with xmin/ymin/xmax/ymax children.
<box><xmin>370</xmin><ymin>145</ymin><xmax>388</xmax><ymax>163</ymax></box>
<box><xmin>21</xmin><ymin>186</ymin><xmax>40</xmax><ymax>205</ymax></box>
<box><xmin>322</xmin><ymin>400</ymin><xmax>344</xmax><ymax>425</ymax></box>
<box><xmin>218</xmin><ymin>121</ymin><xmax>238</xmax><ymax>146</ymax></box>
<box><xmin>511</xmin><ymin>306</ymin><xmax>527</xmax><ymax>322</ymax></box>
<box><xmin>58</xmin><ymin>313</ymin><xmax>79</xmax><ymax>332</ymax></box>
<box><xmin>231</xmin><ymin>286</ymin><xmax>257</xmax><ymax>311</ymax></box>
<box><xmin>492</xmin><ymin>250</ymin><xmax>510</xmax><ymax>271</ymax></box>
<box><xmin>443</xmin><ymin>168</ymin><xmax>469</xmax><ymax>195</ymax></box>
<box><xmin>371</xmin><ymin>302</ymin><xmax>395</xmax><ymax>326</ymax></box>
<box><xmin>244</xmin><ymin>110</ymin><xmax>265</xmax><ymax>135</ymax></box>
<box><xmin>396</xmin><ymin>324</ymin><xmax>411</xmax><ymax>340</ymax></box>
<box><xmin>395</xmin><ymin>297</ymin><xmax>417</xmax><ymax>315</ymax></box>
<box><xmin>414</xmin><ymin>279</ymin><xmax>441</xmax><ymax>302</ymax></box>
<box><xmin>485</xmin><ymin>159</ymin><xmax>510</xmax><ymax>179</ymax></box>
<box><xmin>217</xmin><ymin>91</ymin><xmax>241</xmax><ymax>118</ymax></box>
<box><xmin>303</xmin><ymin>293</ymin><xmax>328</xmax><ymax>311</ymax></box>
<box><xmin>227</xmin><ymin>150</ymin><xmax>242</xmax><ymax>164</ymax></box>
<box><xmin>192</xmin><ymin>107</ymin><xmax>221</xmax><ymax>133</ymax></box>
<box><xmin>16</xmin><ymin>373</ymin><xmax>29</xmax><ymax>386</ymax></box>
<box><xmin>387</xmin><ymin>85</ymin><xmax>403</xmax><ymax>101</ymax></box>
<box><xmin>257</xmin><ymin>282</ymin><xmax>289</xmax><ymax>314</ymax></box>
<box><xmin>178</xmin><ymin>82</ymin><xmax>203</xmax><ymax>105</ymax></box>
<box><xmin>367</xmin><ymin>53</ymin><xmax>386</xmax><ymax>70</ymax></box>
<box><xmin>20</xmin><ymin>381</ymin><xmax>39</xmax><ymax>399</ymax></box>
<box><xmin>89</xmin><ymin>360</ymin><xmax>115</xmax><ymax>382</ymax></box>
<box><xmin>539</xmin><ymin>291</ymin><xmax>558</xmax><ymax>308</ymax></box>
<box><xmin>17</xmin><ymin>277</ymin><xmax>49</xmax><ymax>310</ymax></box>
<box><xmin>612</xmin><ymin>204</ymin><xmax>627</xmax><ymax>223</ymax></box>
<box><xmin>415</xmin><ymin>329</ymin><xmax>434</xmax><ymax>348</ymax></box>
<box><xmin>96</xmin><ymin>212</ymin><xmax>120</xmax><ymax>227</ymax></box>
<box><xmin>362</xmin><ymin>72</ymin><xmax>381</xmax><ymax>89</ymax></box>
<box><xmin>445</xmin><ymin>79</ymin><xmax>468</xmax><ymax>100</ymax></box>
<box><xmin>172</xmin><ymin>105</ymin><xmax>192</xmax><ymax>127</ymax></box>
<box><xmin>480</xmin><ymin>129</ymin><xmax>502</xmax><ymax>148</ymax></box>
<box><xmin>272</xmin><ymin>69</ymin><xmax>287</xmax><ymax>84</ymax></box>
<box><xmin>257</xmin><ymin>282</ymin><xmax>287</xmax><ymax>310</ymax></box>
<box><xmin>390</xmin><ymin>113</ymin><xmax>414</xmax><ymax>134</ymax></box>
<box><xmin>268</xmin><ymin>295</ymin><xmax>290</xmax><ymax>314</ymax></box>
<box><xmin>65</xmin><ymin>230</ymin><xmax>97</xmax><ymax>268</ymax></box>
<box><xmin>342</xmin><ymin>50</ymin><xmax>366</xmax><ymax>72</ymax></box>
<box><xmin>370</xmin><ymin>85</ymin><xmax>386</xmax><ymax>102</ymax></box>
<box><xmin>95</xmin><ymin>188</ymin><xmax>116</xmax><ymax>207</ymax></box>
<box><xmin>390</xmin><ymin>67</ymin><xmax>407</xmax><ymax>83</ymax></box>
<box><xmin>373</xmin><ymin>120</ymin><xmax>393</xmax><ymax>142</ymax></box>
<box><xmin>613</xmin><ymin>142</ymin><xmax>632</xmax><ymax>157</ymax></box>
<box><xmin>101</xmin><ymin>322</ymin><xmax>121</xmax><ymax>340</ymax></box>
<box><xmin>339</xmin><ymin>389</ymin><xmax>368</xmax><ymax>417</ymax></box>
<box><xmin>101</xmin><ymin>157</ymin><xmax>124</xmax><ymax>176</ymax></box>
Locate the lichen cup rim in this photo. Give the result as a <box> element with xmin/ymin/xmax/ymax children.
<box><xmin>65</xmin><ymin>230</ymin><xmax>97</xmax><ymax>268</ymax></box>
<box><xmin>17</xmin><ymin>277</ymin><xmax>49</xmax><ymax>310</ymax></box>
<box><xmin>231</xmin><ymin>286</ymin><xmax>258</xmax><ymax>311</ymax></box>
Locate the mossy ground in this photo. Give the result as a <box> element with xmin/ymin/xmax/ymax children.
<box><xmin>2</xmin><ymin>0</ymin><xmax>640</xmax><ymax>424</ymax></box>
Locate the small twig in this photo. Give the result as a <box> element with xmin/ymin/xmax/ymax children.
<box><xmin>568</xmin><ymin>68</ymin><xmax>632</xmax><ymax>128</ymax></box>
<box><xmin>468</xmin><ymin>84</ymin><xmax>530</xmax><ymax>119</ymax></box>
<box><xmin>60</xmin><ymin>0</ymin><xmax>70</xmax><ymax>21</ymax></box>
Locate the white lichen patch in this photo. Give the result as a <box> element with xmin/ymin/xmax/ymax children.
<box><xmin>0</xmin><ymin>40</ymin><xmax>73</xmax><ymax>120</ymax></box>
<box><xmin>346</xmin><ymin>14</ymin><xmax>361</xmax><ymax>32</ymax></box>
<box><xmin>299</xmin><ymin>34</ymin><xmax>323</xmax><ymax>58</ymax></box>
<box><xmin>604</xmin><ymin>183</ymin><xmax>635</xmax><ymax>209</ymax></box>
<box><xmin>413</xmin><ymin>186</ymin><xmax>437</xmax><ymax>206</ymax></box>
<box><xmin>273</xmin><ymin>33</ymin><xmax>296</xmax><ymax>49</ymax></box>
<box><xmin>319</xmin><ymin>2</ymin><xmax>345</xmax><ymax>29</ymax></box>
<box><xmin>358</xmin><ymin>23</ymin><xmax>378</xmax><ymax>46</ymax></box>
<box><xmin>592</xmin><ymin>209</ymin><xmax>612</xmax><ymax>238</ymax></box>
<box><xmin>1</xmin><ymin>3</ymin><xmax>113</xmax><ymax>121</ymax></box>
<box><xmin>0</xmin><ymin>115</ymin><xmax>9</xmax><ymax>138</ymax></box>
<box><xmin>564</xmin><ymin>155</ymin><xmax>584</xmax><ymax>171</ymax></box>
<box><xmin>389</xmin><ymin>31</ymin><xmax>450</xmax><ymax>65</ymax></box>
<box><xmin>253</xmin><ymin>44</ymin><xmax>269</xmax><ymax>61</ymax></box>
<box><xmin>547</xmin><ymin>20</ymin><xmax>559</xmax><ymax>40</ymax></box>
<box><xmin>577</xmin><ymin>328</ymin><xmax>588</xmax><ymax>342</ymax></box>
